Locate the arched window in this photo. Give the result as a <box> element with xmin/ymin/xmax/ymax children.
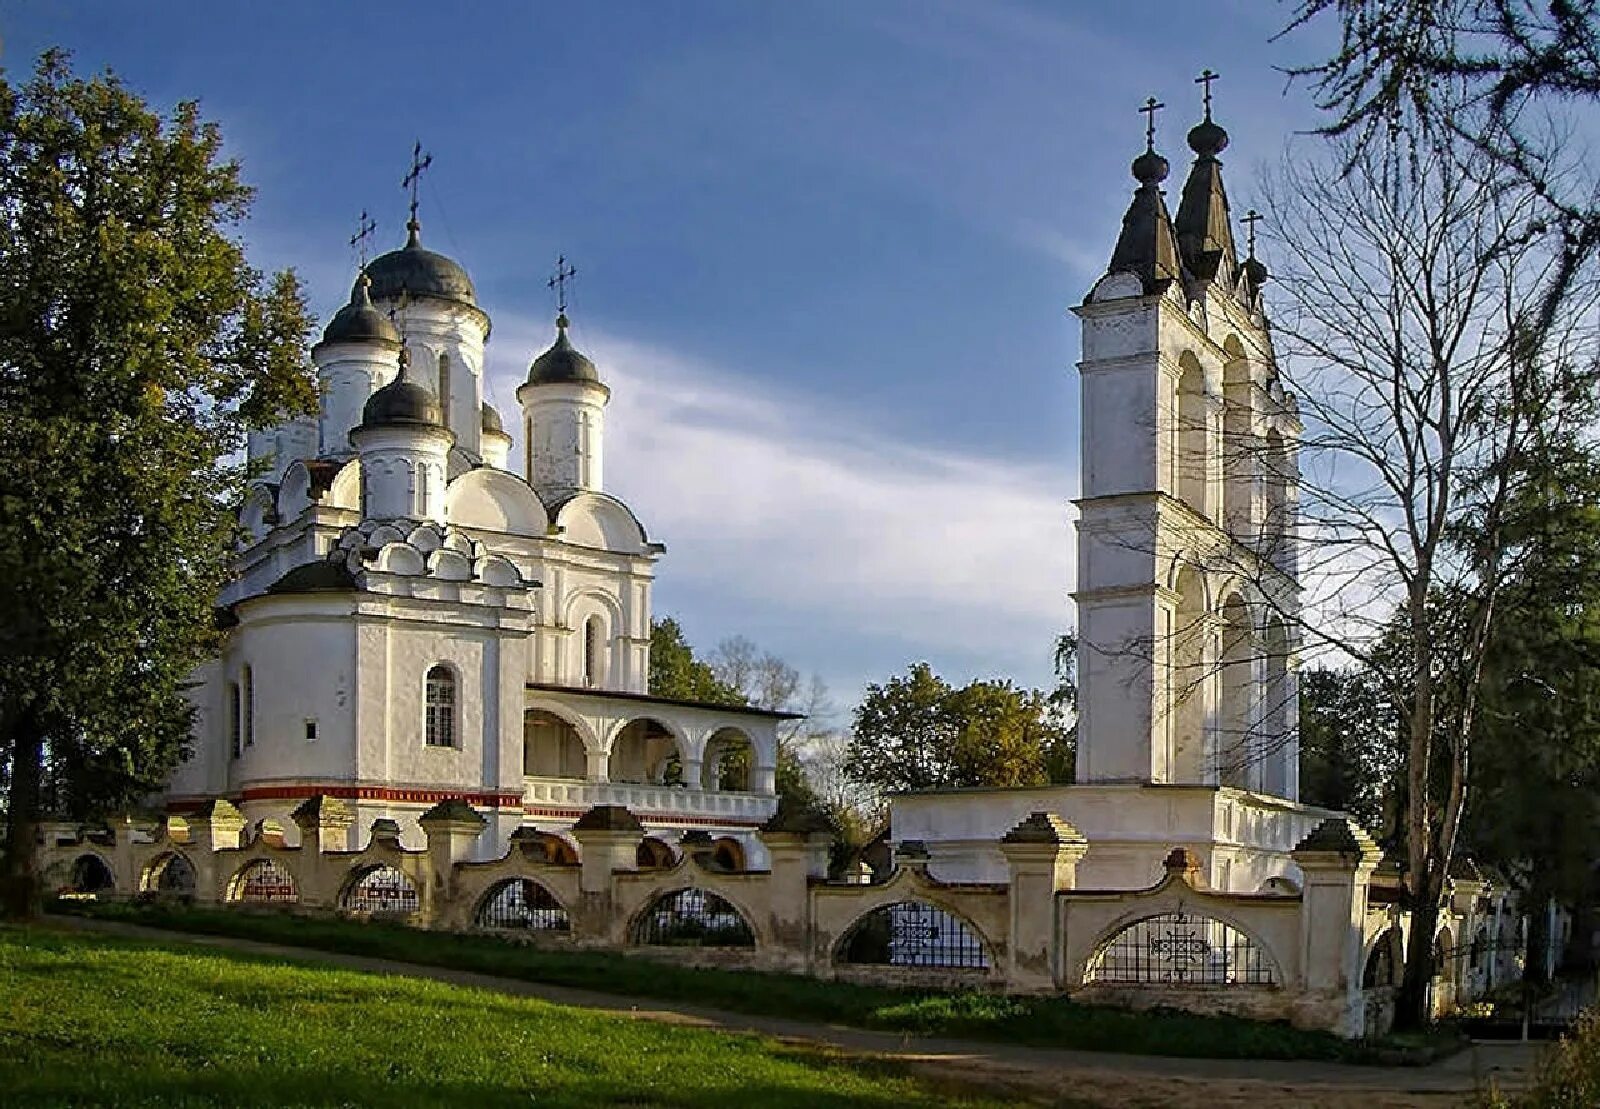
<box><xmin>228</xmin><ymin>681</ymin><xmax>242</xmax><ymax>759</ymax></box>
<box><xmin>476</xmin><ymin>878</ymin><xmax>571</xmax><ymax>931</ymax></box>
<box><xmin>242</xmin><ymin>665</ymin><xmax>255</xmax><ymax>748</ymax></box>
<box><xmin>425</xmin><ymin>665</ymin><xmax>457</xmax><ymax>748</ymax></box>
<box><xmin>1175</xmin><ymin>357</ymin><xmax>1211</xmax><ymax>516</ymax></box>
<box><xmin>1084</xmin><ymin>911</ymin><xmax>1276</xmax><ymax>985</ymax></box>
<box><xmin>1263</xmin><ymin>430</ymin><xmax>1293</xmax><ymax>572</ymax></box>
<box><xmin>583</xmin><ymin>615</ymin><xmax>604</xmax><ymax>688</ymax></box>
<box><xmin>632</xmin><ymin>888</ymin><xmax>755</xmax><ymax>947</ymax></box>
<box><xmin>417</xmin><ymin>462</ymin><xmax>433</xmax><ymax>518</ymax></box>
<box><xmin>341</xmin><ymin>864</ymin><xmax>420</xmax><ymax>915</ymax></box>
<box><xmin>1217</xmin><ymin>595</ymin><xmax>1256</xmax><ymax>789</ymax></box>
<box><xmin>839</xmin><ymin>901</ymin><xmax>988</xmax><ymax>968</ymax></box>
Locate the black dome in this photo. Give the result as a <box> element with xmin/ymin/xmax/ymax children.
<box><xmin>481</xmin><ymin>400</ymin><xmax>506</xmax><ymax>435</ymax></box>
<box><xmin>361</xmin><ymin>354</ymin><xmax>442</xmax><ymax>429</ymax></box>
<box><xmin>526</xmin><ymin>315</ymin><xmax>603</xmax><ymax>387</ymax></box>
<box><xmin>318</xmin><ymin>274</ymin><xmax>401</xmax><ymax>348</ymax></box>
<box><xmin>366</xmin><ymin>221</ymin><xmax>477</xmax><ymax>308</ymax></box>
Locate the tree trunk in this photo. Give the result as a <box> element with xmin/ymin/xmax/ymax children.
<box><xmin>1526</xmin><ymin>900</ymin><xmax>1553</xmax><ymax>986</ymax></box>
<box><xmin>1395</xmin><ymin>896</ymin><xmax>1441</xmax><ymax>1030</ymax></box>
<box><xmin>1</xmin><ymin>705</ymin><xmax>44</xmax><ymax>921</ymax></box>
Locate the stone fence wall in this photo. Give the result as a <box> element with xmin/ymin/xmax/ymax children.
<box><xmin>37</xmin><ymin>797</ymin><xmax>1487</xmax><ymax>1039</ymax></box>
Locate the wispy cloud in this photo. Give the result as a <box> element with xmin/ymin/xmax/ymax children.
<box><xmin>484</xmin><ymin>316</ymin><xmax>1075</xmax><ymax>698</ymax></box>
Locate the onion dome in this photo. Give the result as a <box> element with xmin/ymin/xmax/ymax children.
<box><xmin>1244</xmin><ymin>254</ymin><xmax>1269</xmax><ymax>288</ymax></box>
<box><xmin>317</xmin><ymin>273</ymin><xmax>401</xmax><ymax>348</ymax></box>
<box><xmin>361</xmin><ymin>349</ymin><xmax>442</xmax><ymax>429</ymax></box>
<box><xmin>481</xmin><ymin>400</ymin><xmax>505</xmax><ymax>435</ymax></box>
<box><xmin>526</xmin><ymin>314</ymin><xmax>603</xmax><ymax>387</ymax></box>
<box><xmin>365</xmin><ymin>220</ymin><xmax>477</xmax><ymax>308</ymax></box>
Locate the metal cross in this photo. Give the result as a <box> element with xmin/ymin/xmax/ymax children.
<box><xmin>1195</xmin><ymin>68</ymin><xmax>1220</xmax><ymax>121</ymax></box>
<box><xmin>1241</xmin><ymin>208</ymin><xmax>1263</xmax><ymax>257</ymax></box>
<box><xmin>402</xmin><ymin>142</ymin><xmax>433</xmax><ymax>227</ymax></box>
<box><xmin>547</xmin><ymin>254</ymin><xmax>577</xmax><ymax>315</ymax></box>
<box><xmin>349</xmin><ymin>209</ymin><xmax>377</xmax><ymax>269</ymax></box>
<box><xmin>1139</xmin><ymin>97</ymin><xmax>1165</xmax><ymax>152</ymax></box>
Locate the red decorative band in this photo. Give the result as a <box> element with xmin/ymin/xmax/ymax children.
<box><xmin>522</xmin><ymin>804</ymin><xmax>765</xmax><ymax>829</ymax></box>
<box><xmin>224</xmin><ymin>785</ymin><xmax>524</xmax><ymax>808</ymax></box>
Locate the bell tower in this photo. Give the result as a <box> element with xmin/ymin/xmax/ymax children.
<box><xmin>1071</xmin><ymin>84</ymin><xmax>1301</xmax><ymax>799</ymax></box>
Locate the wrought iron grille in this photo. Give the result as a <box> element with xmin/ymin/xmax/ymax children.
<box><xmin>475</xmin><ymin>879</ymin><xmax>571</xmax><ymax>931</ymax></box>
<box><xmin>68</xmin><ymin>854</ymin><xmax>114</xmax><ymax>893</ymax></box>
<box><xmin>632</xmin><ymin>887</ymin><xmax>755</xmax><ymax>947</ymax></box>
<box><xmin>145</xmin><ymin>853</ymin><xmax>196</xmax><ymax>894</ymax></box>
<box><xmin>342</xmin><ymin>864</ymin><xmax>419</xmax><ymax>915</ymax></box>
<box><xmin>231</xmin><ymin>859</ymin><xmax>298</xmax><ymax>904</ymax></box>
<box><xmin>840</xmin><ymin>901</ymin><xmax>988</xmax><ymax>969</ymax></box>
<box><xmin>1084</xmin><ymin>911</ymin><xmax>1276</xmax><ymax>985</ymax></box>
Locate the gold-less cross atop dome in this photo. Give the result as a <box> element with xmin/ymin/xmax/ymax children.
<box><xmin>1139</xmin><ymin>97</ymin><xmax>1165</xmax><ymax>153</ymax></box>
<box><xmin>1195</xmin><ymin>68</ymin><xmax>1219</xmax><ymax>121</ymax></box>
<box><xmin>548</xmin><ymin>254</ymin><xmax>577</xmax><ymax>317</ymax></box>
<box><xmin>349</xmin><ymin>209</ymin><xmax>377</xmax><ymax>269</ymax></box>
<box><xmin>402</xmin><ymin>142</ymin><xmax>433</xmax><ymax>229</ymax></box>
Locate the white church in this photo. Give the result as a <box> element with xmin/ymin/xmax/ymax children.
<box><xmin>166</xmin><ymin>207</ymin><xmax>794</xmax><ymax>868</ymax></box>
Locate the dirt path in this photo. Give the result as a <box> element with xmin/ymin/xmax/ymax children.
<box><xmin>45</xmin><ymin>915</ymin><xmax>1537</xmax><ymax>1107</ymax></box>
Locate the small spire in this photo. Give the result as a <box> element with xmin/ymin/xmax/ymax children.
<box><xmin>1105</xmin><ymin>97</ymin><xmax>1183</xmax><ymax>294</ymax></box>
<box><xmin>1175</xmin><ymin>71</ymin><xmax>1238</xmax><ymax>283</ymax></box>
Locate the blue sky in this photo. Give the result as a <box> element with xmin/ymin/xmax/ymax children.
<box><xmin>5</xmin><ymin>1</ymin><xmax>1336</xmax><ymax>715</ymax></box>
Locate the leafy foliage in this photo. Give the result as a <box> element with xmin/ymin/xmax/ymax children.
<box><xmin>0</xmin><ymin>51</ymin><xmax>316</xmax><ymax>917</ymax></box>
<box><xmin>844</xmin><ymin>662</ymin><xmax>1073</xmax><ymax>795</ymax></box>
<box><xmin>1298</xmin><ymin>666</ymin><xmax>1398</xmax><ymax>834</ymax></box>
<box><xmin>647</xmin><ymin>617</ymin><xmax>747</xmax><ymax>707</ymax></box>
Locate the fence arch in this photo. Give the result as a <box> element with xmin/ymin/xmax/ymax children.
<box><xmin>631</xmin><ymin>887</ymin><xmax>755</xmax><ymax>947</ymax></box>
<box><xmin>1082</xmin><ymin>909</ymin><xmax>1280</xmax><ymax>985</ymax></box>
<box><xmin>340</xmin><ymin>864</ymin><xmax>420</xmax><ymax>915</ymax></box>
<box><xmin>65</xmin><ymin>853</ymin><xmax>115</xmax><ymax>894</ymax></box>
<box><xmin>836</xmin><ymin>900</ymin><xmax>990</xmax><ymax>969</ymax></box>
<box><xmin>226</xmin><ymin>858</ymin><xmax>299</xmax><ymax>904</ymax></box>
<box><xmin>140</xmin><ymin>852</ymin><xmax>197</xmax><ymax>894</ymax></box>
<box><xmin>474</xmin><ymin>878</ymin><xmax>572</xmax><ymax>931</ymax></box>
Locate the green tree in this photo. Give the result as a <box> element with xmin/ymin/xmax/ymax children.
<box><xmin>647</xmin><ymin>617</ymin><xmax>746</xmax><ymax>706</ymax></box>
<box><xmin>1468</xmin><ymin>443</ymin><xmax>1600</xmax><ymax>974</ymax></box>
<box><xmin>0</xmin><ymin>52</ymin><xmax>316</xmax><ymax>919</ymax></box>
<box><xmin>844</xmin><ymin>662</ymin><xmax>1072</xmax><ymax>795</ymax></box>
<box><xmin>1298</xmin><ymin>666</ymin><xmax>1398</xmax><ymax>834</ymax></box>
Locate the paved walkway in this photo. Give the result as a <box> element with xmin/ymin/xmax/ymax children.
<box><xmin>48</xmin><ymin>915</ymin><xmax>1540</xmax><ymax>1107</ymax></box>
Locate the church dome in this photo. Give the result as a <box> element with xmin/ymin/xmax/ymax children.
<box><xmin>361</xmin><ymin>352</ymin><xmax>442</xmax><ymax>429</ymax></box>
<box><xmin>481</xmin><ymin>400</ymin><xmax>506</xmax><ymax>435</ymax></box>
<box><xmin>526</xmin><ymin>315</ymin><xmax>602</xmax><ymax>387</ymax></box>
<box><xmin>318</xmin><ymin>274</ymin><xmax>400</xmax><ymax>347</ymax></box>
<box><xmin>365</xmin><ymin>221</ymin><xmax>477</xmax><ymax>308</ymax></box>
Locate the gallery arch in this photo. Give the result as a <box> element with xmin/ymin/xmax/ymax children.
<box><xmin>1174</xmin><ymin>355</ymin><xmax>1210</xmax><ymax>516</ymax></box>
<box><xmin>609</xmin><ymin>718</ymin><xmax>683</xmax><ymax>786</ymax></box>
<box><xmin>701</xmin><ymin>727</ymin><xmax>754</xmax><ymax>791</ymax></box>
<box><xmin>1216</xmin><ymin>593</ymin><xmax>1256</xmax><ymax>789</ymax></box>
<box><xmin>524</xmin><ymin>709</ymin><xmax>587</xmax><ymax>778</ymax></box>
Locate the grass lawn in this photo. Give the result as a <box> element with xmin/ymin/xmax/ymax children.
<box><xmin>56</xmin><ymin>899</ymin><xmax>1458</xmax><ymax>1064</ymax></box>
<box><xmin>0</xmin><ymin>925</ymin><xmax>1027</xmax><ymax>1108</ymax></box>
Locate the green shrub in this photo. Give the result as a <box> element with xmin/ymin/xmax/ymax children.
<box><xmin>1482</xmin><ymin>1010</ymin><xmax>1600</xmax><ymax>1107</ymax></box>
